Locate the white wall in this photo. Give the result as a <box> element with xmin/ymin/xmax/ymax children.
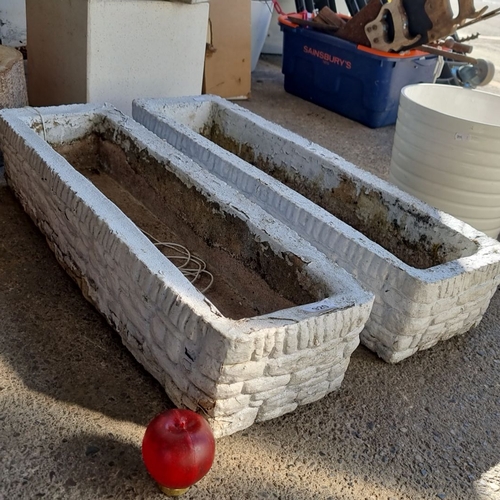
<box><xmin>87</xmin><ymin>1</ymin><xmax>209</xmax><ymax>114</ymax></box>
<box><xmin>26</xmin><ymin>0</ymin><xmax>209</xmax><ymax>114</ymax></box>
<box><xmin>0</xmin><ymin>0</ymin><xmax>26</xmax><ymax>46</ymax></box>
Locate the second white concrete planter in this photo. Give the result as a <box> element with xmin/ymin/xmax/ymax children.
<box><xmin>0</xmin><ymin>103</ymin><xmax>374</xmax><ymax>437</ymax></box>
<box><xmin>133</xmin><ymin>95</ymin><xmax>500</xmax><ymax>363</ymax></box>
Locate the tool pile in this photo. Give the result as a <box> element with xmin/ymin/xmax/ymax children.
<box><xmin>289</xmin><ymin>0</ymin><xmax>498</xmax><ymax>87</ymax></box>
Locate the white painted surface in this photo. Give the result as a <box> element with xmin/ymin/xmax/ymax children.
<box><xmin>262</xmin><ymin>0</ymin><xmax>295</xmax><ymax>55</ymax></box>
<box><xmin>0</xmin><ymin>103</ymin><xmax>374</xmax><ymax>437</ymax></box>
<box><xmin>133</xmin><ymin>95</ymin><xmax>500</xmax><ymax>363</ymax></box>
<box><xmin>0</xmin><ymin>0</ymin><xmax>26</xmax><ymax>46</ymax></box>
<box><xmin>390</xmin><ymin>84</ymin><xmax>500</xmax><ymax>239</ymax></box>
<box><xmin>87</xmin><ymin>1</ymin><xmax>209</xmax><ymax>114</ymax></box>
<box><xmin>251</xmin><ymin>1</ymin><xmax>273</xmax><ymax>71</ymax></box>
<box><xmin>26</xmin><ymin>0</ymin><xmax>208</xmax><ymax>115</ymax></box>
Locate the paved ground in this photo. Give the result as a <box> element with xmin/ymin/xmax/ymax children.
<box><xmin>1</xmin><ymin>14</ymin><xmax>500</xmax><ymax>500</ymax></box>
<box><xmin>469</xmin><ymin>0</ymin><xmax>500</xmax><ymax>94</ymax></box>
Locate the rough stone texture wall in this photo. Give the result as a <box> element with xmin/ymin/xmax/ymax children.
<box><xmin>0</xmin><ymin>46</ymin><xmax>28</xmax><ymax>109</ymax></box>
<box><xmin>0</xmin><ymin>104</ymin><xmax>373</xmax><ymax>437</ymax></box>
<box><xmin>133</xmin><ymin>96</ymin><xmax>500</xmax><ymax>363</ymax></box>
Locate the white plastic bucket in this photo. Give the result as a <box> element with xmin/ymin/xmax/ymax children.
<box><xmin>251</xmin><ymin>0</ymin><xmax>273</xmax><ymax>71</ymax></box>
<box><xmin>389</xmin><ymin>84</ymin><xmax>500</xmax><ymax>239</ymax></box>
<box><xmin>262</xmin><ymin>0</ymin><xmax>295</xmax><ymax>55</ymax></box>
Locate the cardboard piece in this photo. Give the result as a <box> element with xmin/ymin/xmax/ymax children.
<box><xmin>203</xmin><ymin>0</ymin><xmax>251</xmax><ymax>99</ymax></box>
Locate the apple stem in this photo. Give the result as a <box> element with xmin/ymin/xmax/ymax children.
<box><xmin>158</xmin><ymin>485</ymin><xmax>190</xmax><ymax>497</ymax></box>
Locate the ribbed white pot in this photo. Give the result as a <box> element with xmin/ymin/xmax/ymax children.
<box><xmin>389</xmin><ymin>84</ymin><xmax>500</xmax><ymax>239</ymax></box>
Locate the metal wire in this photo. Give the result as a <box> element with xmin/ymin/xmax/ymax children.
<box><xmin>141</xmin><ymin>229</ymin><xmax>214</xmax><ymax>293</ymax></box>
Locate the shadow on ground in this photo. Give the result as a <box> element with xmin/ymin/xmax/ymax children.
<box><xmin>0</xmin><ymin>185</ymin><xmax>173</xmax><ymax>427</ymax></box>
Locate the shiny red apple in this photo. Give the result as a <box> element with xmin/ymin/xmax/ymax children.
<box><xmin>142</xmin><ymin>409</ymin><xmax>215</xmax><ymax>496</ymax></box>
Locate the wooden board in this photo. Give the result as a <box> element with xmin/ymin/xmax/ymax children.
<box><xmin>203</xmin><ymin>0</ymin><xmax>251</xmax><ymax>99</ymax></box>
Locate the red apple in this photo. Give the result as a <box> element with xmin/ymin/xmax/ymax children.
<box><xmin>142</xmin><ymin>409</ymin><xmax>215</xmax><ymax>495</ymax></box>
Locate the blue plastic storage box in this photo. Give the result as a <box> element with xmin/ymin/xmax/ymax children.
<box><xmin>279</xmin><ymin>16</ymin><xmax>438</xmax><ymax>128</ymax></box>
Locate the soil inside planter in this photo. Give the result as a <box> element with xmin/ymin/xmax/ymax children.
<box><xmin>52</xmin><ymin>129</ymin><xmax>322</xmax><ymax>321</ymax></box>
<box><xmin>198</xmin><ymin>120</ymin><xmax>475</xmax><ymax>270</ymax></box>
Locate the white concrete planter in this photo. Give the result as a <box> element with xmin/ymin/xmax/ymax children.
<box><xmin>132</xmin><ymin>95</ymin><xmax>500</xmax><ymax>363</ymax></box>
<box><xmin>0</xmin><ymin>103</ymin><xmax>374</xmax><ymax>437</ymax></box>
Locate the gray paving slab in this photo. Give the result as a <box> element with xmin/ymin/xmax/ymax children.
<box><xmin>1</xmin><ymin>50</ymin><xmax>499</xmax><ymax>499</ymax></box>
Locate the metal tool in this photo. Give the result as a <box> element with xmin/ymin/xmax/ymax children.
<box><xmin>364</xmin><ymin>0</ymin><xmax>421</xmax><ymax>52</ymax></box>
<box><xmin>315</xmin><ymin>0</ymin><xmax>338</xmax><ymax>12</ymax></box>
<box><xmin>457</xmin><ymin>6</ymin><xmax>500</xmax><ymax>30</ymax></box>
<box><xmin>345</xmin><ymin>0</ymin><xmax>360</xmax><ymax>16</ymax></box>
<box><xmin>334</xmin><ymin>0</ymin><xmax>383</xmax><ymax>46</ymax></box>
<box><xmin>287</xmin><ymin>15</ymin><xmax>341</xmax><ymax>31</ymax></box>
<box><xmin>441</xmin><ymin>36</ymin><xmax>473</xmax><ymax>54</ymax></box>
<box><xmin>402</xmin><ymin>0</ymin><xmax>432</xmax><ymax>45</ymax></box>
<box><xmin>456</xmin><ymin>32</ymin><xmax>480</xmax><ymax>43</ymax></box>
<box><xmin>419</xmin><ymin>44</ymin><xmax>477</xmax><ymax>64</ymax></box>
<box><xmin>304</xmin><ymin>0</ymin><xmax>315</xmax><ymax>12</ymax></box>
<box><xmin>314</xmin><ymin>0</ymin><xmax>330</xmax><ymax>10</ymax></box>
<box><xmin>437</xmin><ymin>59</ymin><xmax>495</xmax><ymax>88</ymax></box>
<box><xmin>313</xmin><ymin>7</ymin><xmax>346</xmax><ymax>30</ymax></box>
<box><xmin>424</xmin><ymin>0</ymin><xmax>487</xmax><ymax>44</ymax></box>
<box><xmin>295</xmin><ymin>0</ymin><xmax>306</xmax><ymax>12</ymax></box>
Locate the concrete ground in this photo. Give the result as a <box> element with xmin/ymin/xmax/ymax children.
<box><xmin>1</xmin><ymin>16</ymin><xmax>500</xmax><ymax>500</ymax></box>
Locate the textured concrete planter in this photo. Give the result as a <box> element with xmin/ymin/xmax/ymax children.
<box><xmin>133</xmin><ymin>95</ymin><xmax>500</xmax><ymax>363</ymax></box>
<box><xmin>0</xmin><ymin>104</ymin><xmax>374</xmax><ymax>437</ymax></box>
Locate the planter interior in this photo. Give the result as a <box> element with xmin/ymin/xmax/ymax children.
<box><xmin>51</xmin><ymin>128</ymin><xmax>319</xmax><ymax>321</ymax></box>
<box><xmin>135</xmin><ymin>97</ymin><xmax>478</xmax><ymax>270</ymax></box>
